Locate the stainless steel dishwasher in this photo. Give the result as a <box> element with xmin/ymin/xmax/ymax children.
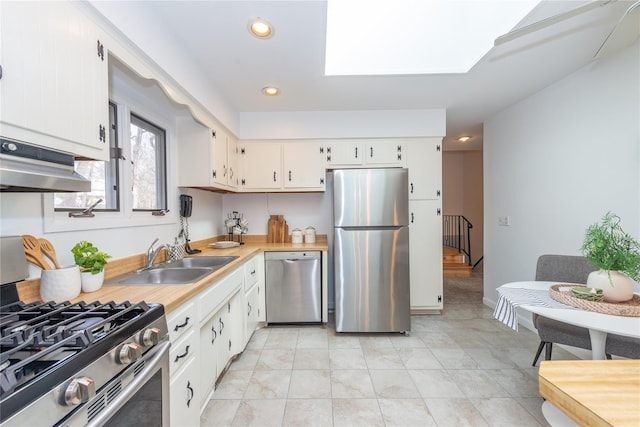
<box><xmin>265</xmin><ymin>251</ymin><xmax>321</xmax><ymax>323</ymax></box>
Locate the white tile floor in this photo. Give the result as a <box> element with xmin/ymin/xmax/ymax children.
<box><xmin>201</xmin><ymin>273</ymin><xmax>578</xmax><ymax>426</ymax></box>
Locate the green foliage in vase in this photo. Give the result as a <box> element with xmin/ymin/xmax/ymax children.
<box><xmin>581</xmin><ymin>212</ymin><xmax>640</xmax><ymax>281</ymax></box>
<box><xmin>71</xmin><ymin>241</ymin><xmax>112</xmax><ymax>275</ymax></box>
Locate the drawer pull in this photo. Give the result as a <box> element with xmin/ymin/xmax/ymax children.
<box><xmin>174</xmin><ymin>345</ymin><xmax>190</xmax><ymax>363</ymax></box>
<box><xmin>219</xmin><ymin>318</ymin><xmax>225</xmax><ymax>334</ymax></box>
<box><xmin>186</xmin><ymin>381</ymin><xmax>194</xmax><ymax>408</ymax></box>
<box><xmin>211</xmin><ymin>325</ymin><xmax>217</xmax><ymax>344</ymax></box>
<box><xmin>173</xmin><ymin>317</ymin><xmax>190</xmax><ymax>332</ymax></box>
<box><xmin>248</xmin><ymin>302</ymin><xmax>252</xmax><ymax>316</ymax></box>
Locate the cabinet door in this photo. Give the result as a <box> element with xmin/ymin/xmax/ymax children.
<box><xmin>407</xmin><ymin>139</ymin><xmax>442</xmax><ymax>200</ymax></box>
<box><xmin>177</xmin><ymin>119</ymin><xmax>213</xmax><ymax>187</ymax></box>
<box><xmin>365</xmin><ymin>142</ymin><xmax>403</xmax><ymax>165</ymax></box>
<box><xmin>239</xmin><ymin>142</ymin><xmax>282</xmax><ymax>189</ymax></box>
<box><xmin>245</xmin><ymin>284</ymin><xmax>260</xmax><ymax>345</ymax></box>
<box><xmin>283</xmin><ymin>143</ymin><xmax>325</xmax><ymax>190</ymax></box>
<box><xmin>169</xmin><ymin>357</ymin><xmax>200</xmax><ymax>427</ymax></box>
<box><xmin>228</xmin><ymin>292</ymin><xmax>244</xmax><ymax>356</ymax></box>
<box><xmin>325</xmin><ymin>142</ymin><xmax>363</xmax><ymax>167</ymax></box>
<box><xmin>212</xmin><ymin>128</ymin><xmax>228</xmax><ymax>187</ymax></box>
<box><xmin>0</xmin><ymin>1</ymin><xmax>108</xmax><ymax>160</ymax></box>
<box><xmin>227</xmin><ymin>135</ymin><xmax>239</xmax><ymax>188</ymax></box>
<box><xmin>409</xmin><ymin>200</ymin><xmax>443</xmax><ymax>310</ymax></box>
<box><xmin>199</xmin><ymin>313</ymin><xmax>220</xmax><ymax>406</ymax></box>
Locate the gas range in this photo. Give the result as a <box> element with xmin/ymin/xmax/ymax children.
<box><xmin>0</xmin><ymin>299</ymin><xmax>169</xmax><ymax>426</ymax></box>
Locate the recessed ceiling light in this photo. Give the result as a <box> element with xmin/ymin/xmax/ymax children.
<box><xmin>262</xmin><ymin>86</ymin><xmax>280</xmax><ymax>96</ymax></box>
<box><xmin>248</xmin><ymin>18</ymin><xmax>273</xmax><ymax>39</ymax></box>
<box><xmin>458</xmin><ymin>136</ymin><xmax>471</xmax><ymax>142</ymax></box>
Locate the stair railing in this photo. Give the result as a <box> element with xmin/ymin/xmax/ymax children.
<box><xmin>442</xmin><ymin>215</ymin><xmax>473</xmax><ymax>266</ymax></box>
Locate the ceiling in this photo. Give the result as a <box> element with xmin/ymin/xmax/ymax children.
<box><xmin>136</xmin><ymin>0</ymin><xmax>638</xmax><ymax>151</ymax></box>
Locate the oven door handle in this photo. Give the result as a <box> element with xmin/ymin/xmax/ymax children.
<box><xmin>85</xmin><ymin>340</ymin><xmax>171</xmax><ymax>427</ymax></box>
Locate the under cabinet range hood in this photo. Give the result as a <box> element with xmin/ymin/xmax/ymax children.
<box><xmin>0</xmin><ymin>138</ymin><xmax>91</xmax><ymax>192</ymax></box>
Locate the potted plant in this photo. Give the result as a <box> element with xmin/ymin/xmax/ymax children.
<box><xmin>71</xmin><ymin>240</ymin><xmax>112</xmax><ymax>292</ymax></box>
<box><xmin>581</xmin><ymin>212</ymin><xmax>640</xmax><ymax>302</ymax></box>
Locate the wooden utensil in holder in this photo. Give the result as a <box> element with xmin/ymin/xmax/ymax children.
<box><xmin>38</xmin><ymin>238</ymin><xmax>61</xmax><ymax>269</ymax></box>
<box><xmin>22</xmin><ymin>235</ymin><xmax>52</xmax><ymax>270</ymax></box>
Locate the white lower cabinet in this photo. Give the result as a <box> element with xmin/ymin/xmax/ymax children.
<box><xmin>409</xmin><ymin>200</ymin><xmax>443</xmax><ymax>311</ymax></box>
<box><xmin>199</xmin><ymin>313</ymin><xmax>219</xmax><ymax>408</ymax></box>
<box><xmin>167</xmin><ymin>257</ymin><xmax>267</xmax><ymax>425</ymax></box>
<box><xmin>243</xmin><ymin>253</ymin><xmax>264</xmax><ymax>344</ymax></box>
<box><xmin>245</xmin><ymin>283</ymin><xmax>260</xmax><ymax>341</ymax></box>
<box><xmin>169</xmin><ymin>357</ymin><xmax>200</xmax><ymax>427</ymax></box>
<box><xmin>166</xmin><ymin>301</ymin><xmax>200</xmax><ymax>427</ymax></box>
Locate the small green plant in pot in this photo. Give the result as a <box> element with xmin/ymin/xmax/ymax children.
<box><xmin>71</xmin><ymin>241</ymin><xmax>112</xmax><ymax>293</ymax></box>
<box><xmin>581</xmin><ymin>212</ymin><xmax>640</xmax><ymax>302</ymax></box>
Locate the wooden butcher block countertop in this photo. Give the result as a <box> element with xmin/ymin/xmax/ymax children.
<box><xmin>17</xmin><ymin>236</ymin><xmax>328</xmax><ymax>314</ymax></box>
<box><xmin>539</xmin><ymin>360</ymin><xmax>640</xmax><ymax>427</ymax></box>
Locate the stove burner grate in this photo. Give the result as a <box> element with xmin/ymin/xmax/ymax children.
<box><xmin>0</xmin><ymin>300</ymin><xmax>153</xmax><ymax>398</ymax></box>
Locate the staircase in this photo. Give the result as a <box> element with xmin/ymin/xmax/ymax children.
<box><xmin>443</xmin><ymin>247</ymin><xmax>473</xmax><ymax>277</ymax></box>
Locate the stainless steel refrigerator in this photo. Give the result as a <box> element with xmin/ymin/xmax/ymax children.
<box><xmin>333</xmin><ymin>168</ymin><xmax>410</xmax><ymax>333</ymax></box>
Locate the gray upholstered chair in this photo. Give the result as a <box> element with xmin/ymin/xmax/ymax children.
<box><xmin>606</xmin><ymin>334</ymin><xmax>640</xmax><ymax>359</ymax></box>
<box><xmin>531</xmin><ymin>255</ymin><xmax>596</xmax><ymax>366</ymax></box>
<box><xmin>531</xmin><ymin>254</ymin><xmax>640</xmax><ymax>365</ymax></box>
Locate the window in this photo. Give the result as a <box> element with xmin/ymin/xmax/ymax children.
<box><xmin>54</xmin><ymin>102</ymin><xmax>119</xmax><ymax>211</ymax></box>
<box><xmin>130</xmin><ymin>114</ymin><xmax>167</xmax><ymax>211</ymax></box>
<box><xmin>53</xmin><ymin>103</ymin><xmax>168</xmax><ymax>216</ymax></box>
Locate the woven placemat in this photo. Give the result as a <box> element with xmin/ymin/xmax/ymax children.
<box><xmin>550</xmin><ymin>284</ymin><xmax>640</xmax><ymax>317</ymax></box>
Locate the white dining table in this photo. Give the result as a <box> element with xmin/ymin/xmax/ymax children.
<box><xmin>495</xmin><ymin>281</ymin><xmax>640</xmax><ymax>360</ymax></box>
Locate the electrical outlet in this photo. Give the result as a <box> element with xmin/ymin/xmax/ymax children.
<box><xmin>498</xmin><ymin>216</ymin><xmax>510</xmax><ymax>226</ymax></box>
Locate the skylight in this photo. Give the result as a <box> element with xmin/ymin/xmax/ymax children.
<box><xmin>325</xmin><ymin>0</ymin><xmax>541</xmax><ymax>75</ymax></box>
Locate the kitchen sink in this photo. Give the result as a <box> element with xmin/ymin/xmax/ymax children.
<box><xmin>156</xmin><ymin>256</ymin><xmax>239</xmax><ymax>270</ymax></box>
<box><xmin>118</xmin><ymin>267</ymin><xmax>213</xmax><ymax>285</ymax></box>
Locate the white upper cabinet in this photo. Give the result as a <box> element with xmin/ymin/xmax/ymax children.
<box><xmin>0</xmin><ymin>1</ymin><xmax>109</xmax><ymax>160</ymax></box>
<box><xmin>282</xmin><ymin>142</ymin><xmax>325</xmax><ymax>190</ymax></box>
<box><xmin>326</xmin><ymin>142</ymin><xmax>363</xmax><ymax>166</ymax></box>
<box><xmin>239</xmin><ymin>141</ymin><xmax>325</xmax><ymax>192</ymax></box>
<box><xmin>212</xmin><ymin>128</ymin><xmax>238</xmax><ymax>189</ymax></box>
<box><xmin>365</xmin><ymin>141</ymin><xmax>404</xmax><ymax>165</ymax></box>
<box><xmin>177</xmin><ymin>119</ymin><xmax>237</xmax><ymax>191</ymax></box>
<box><xmin>406</xmin><ymin>139</ymin><xmax>442</xmax><ymax>200</ymax></box>
<box><xmin>325</xmin><ymin>141</ymin><xmax>404</xmax><ymax>168</ymax></box>
<box><xmin>238</xmin><ymin>142</ymin><xmax>282</xmax><ymax>190</ymax></box>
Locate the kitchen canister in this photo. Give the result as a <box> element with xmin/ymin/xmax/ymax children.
<box><xmin>304</xmin><ymin>226</ymin><xmax>316</xmax><ymax>244</ymax></box>
<box><xmin>40</xmin><ymin>265</ymin><xmax>82</xmax><ymax>302</ymax></box>
<box><xmin>291</xmin><ymin>228</ymin><xmax>303</xmax><ymax>244</ymax></box>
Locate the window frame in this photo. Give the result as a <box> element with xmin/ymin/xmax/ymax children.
<box><xmin>129</xmin><ymin>112</ymin><xmax>168</xmax><ymax>212</ymax></box>
<box><xmin>44</xmin><ymin>97</ymin><xmax>176</xmax><ymax>233</ymax></box>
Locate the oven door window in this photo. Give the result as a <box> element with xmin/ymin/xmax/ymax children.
<box><xmin>102</xmin><ymin>370</ymin><xmax>163</xmax><ymax>426</ymax></box>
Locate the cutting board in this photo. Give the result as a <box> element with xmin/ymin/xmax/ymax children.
<box><xmin>267</xmin><ymin>215</ymin><xmax>288</xmax><ymax>243</ymax></box>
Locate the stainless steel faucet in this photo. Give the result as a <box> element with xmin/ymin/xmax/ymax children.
<box><xmin>144</xmin><ymin>238</ymin><xmax>172</xmax><ymax>270</ymax></box>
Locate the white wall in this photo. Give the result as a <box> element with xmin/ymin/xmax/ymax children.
<box><xmin>0</xmin><ymin>189</ymin><xmax>222</xmax><ymax>279</ymax></box>
<box><xmin>221</xmin><ymin>192</ymin><xmax>332</xmax><ymax>237</ymax></box>
<box><xmin>239</xmin><ymin>109</ymin><xmax>445</xmax><ymax>139</ymax></box>
<box><xmin>483</xmin><ymin>41</ymin><xmax>640</xmax><ymax>305</ymax></box>
<box><xmin>443</xmin><ymin>153</ymin><xmax>465</xmax><ymax>214</ymax></box>
<box><xmin>87</xmin><ymin>0</ymin><xmax>238</xmax><ymax>134</ymax></box>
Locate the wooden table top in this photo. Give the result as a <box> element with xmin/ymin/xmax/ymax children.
<box><xmin>539</xmin><ymin>360</ymin><xmax>640</xmax><ymax>427</ymax></box>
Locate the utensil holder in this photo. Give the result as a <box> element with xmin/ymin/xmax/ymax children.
<box><xmin>168</xmin><ymin>244</ymin><xmax>185</xmax><ymax>261</ymax></box>
<box><xmin>40</xmin><ymin>265</ymin><xmax>81</xmax><ymax>302</ymax></box>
